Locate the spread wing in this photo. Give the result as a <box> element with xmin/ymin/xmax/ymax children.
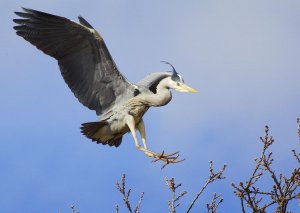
<box><xmin>13</xmin><ymin>8</ymin><xmax>135</xmax><ymax>116</ymax></box>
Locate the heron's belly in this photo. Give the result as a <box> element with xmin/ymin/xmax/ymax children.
<box><xmin>94</xmin><ymin>104</ymin><xmax>149</xmax><ymax>142</ymax></box>
<box><xmin>107</xmin><ymin>105</ymin><xmax>149</xmax><ymax>133</ymax></box>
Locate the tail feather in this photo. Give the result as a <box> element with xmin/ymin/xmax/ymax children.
<box><xmin>107</xmin><ymin>136</ymin><xmax>123</xmax><ymax>147</ymax></box>
<box><xmin>80</xmin><ymin>121</ymin><xmax>107</xmax><ymax>137</ymax></box>
<box><xmin>80</xmin><ymin>121</ymin><xmax>123</xmax><ymax>147</ymax></box>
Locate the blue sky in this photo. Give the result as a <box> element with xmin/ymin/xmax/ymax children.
<box><xmin>1</xmin><ymin>0</ymin><xmax>300</xmax><ymax>212</ymax></box>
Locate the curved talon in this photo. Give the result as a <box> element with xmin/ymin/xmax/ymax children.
<box><xmin>138</xmin><ymin>146</ymin><xmax>185</xmax><ymax>168</ymax></box>
<box><xmin>162</xmin><ymin>151</ymin><xmax>179</xmax><ymax>157</ymax></box>
<box><xmin>149</xmin><ymin>150</ymin><xmax>185</xmax><ymax>168</ymax></box>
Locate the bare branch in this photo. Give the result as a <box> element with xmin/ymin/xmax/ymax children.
<box><xmin>116</xmin><ymin>204</ymin><xmax>119</xmax><ymax>213</ymax></box>
<box><xmin>187</xmin><ymin>161</ymin><xmax>227</xmax><ymax>213</ymax></box>
<box><xmin>232</xmin><ymin>123</ymin><xmax>300</xmax><ymax>212</ymax></box>
<box><xmin>134</xmin><ymin>192</ymin><xmax>144</xmax><ymax>213</ymax></box>
<box><xmin>116</xmin><ymin>174</ymin><xmax>144</xmax><ymax>213</ymax></box>
<box><xmin>70</xmin><ymin>205</ymin><xmax>79</xmax><ymax>213</ymax></box>
<box><xmin>165</xmin><ymin>177</ymin><xmax>187</xmax><ymax>213</ymax></box>
<box><xmin>292</xmin><ymin>150</ymin><xmax>300</xmax><ymax>163</ymax></box>
<box><xmin>116</xmin><ymin>174</ymin><xmax>132</xmax><ymax>212</ymax></box>
<box><xmin>297</xmin><ymin>118</ymin><xmax>300</xmax><ymax>140</ymax></box>
<box><xmin>206</xmin><ymin>193</ymin><xmax>223</xmax><ymax>213</ymax></box>
<box><xmin>294</xmin><ymin>118</ymin><xmax>300</xmax><ymax>163</ymax></box>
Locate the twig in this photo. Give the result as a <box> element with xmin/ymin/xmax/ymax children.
<box><xmin>165</xmin><ymin>177</ymin><xmax>187</xmax><ymax>213</ymax></box>
<box><xmin>206</xmin><ymin>193</ymin><xmax>223</xmax><ymax>213</ymax></box>
<box><xmin>116</xmin><ymin>174</ymin><xmax>144</xmax><ymax>213</ymax></box>
<box><xmin>134</xmin><ymin>192</ymin><xmax>144</xmax><ymax>213</ymax></box>
<box><xmin>294</xmin><ymin>118</ymin><xmax>300</xmax><ymax>163</ymax></box>
<box><xmin>70</xmin><ymin>205</ymin><xmax>79</xmax><ymax>213</ymax></box>
<box><xmin>116</xmin><ymin>174</ymin><xmax>133</xmax><ymax>212</ymax></box>
<box><xmin>297</xmin><ymin>118</ymin><xmax>300</xmax><ymax>140</ymax></box>
<box><xmin>187</xmin><ymin>161</ymin><xmax>227</xmax><ymax>213</ymax></box>
<box><xmin>232</xmin><ymin>124</ymin><xmax>300</xmax><ymax>212</ymax></box>
<box><xmin>292</xmin><ymin>150</ymin><xmax>300</xmax><ymax>163</ymax></box>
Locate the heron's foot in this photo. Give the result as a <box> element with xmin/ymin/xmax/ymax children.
<box><xmin>148</xmin><ymin>150</ymin><xmax>185</xmax><ymax>169</ymax></box>
<box><xmin>136</xmin><ymin>146</ymin><xmax>185</xmax><ymax>168</ymax></box>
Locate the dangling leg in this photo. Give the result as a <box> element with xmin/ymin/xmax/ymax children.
<box><xmin>137</xmin><ymin>119</ymin><xmax>147</xmax><ymax>149</ymax></box>
<box><xmin>126</xmin><ymin>115</ymin><xmax>157</xmax><ymax>155</ymax></box>
<box><xmin>126</xmin><ymin>115</ymin><xmax>141</xmax><ymax>149</ymax></box>
<box><xmin>126</xmin><ymin>115</ymin><xmax>183</xmax><ymax>165</ymax></box>
<box><xmin>136</xmin><ymin>119</ymin><xmax>182</xmax><ymax>162</ymax></box>
<box><xmin>126</xmin><ymin>116</ymin><xmax>161</xmax><ymax>155</ymax></box>
<box><xmin>137</xmin><ymin>119</ymin><xmax>157</xmax><ymax>158</ymax></box>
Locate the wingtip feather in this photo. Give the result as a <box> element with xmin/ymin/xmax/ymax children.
<box><xmin>78</xmin><ymin>15</ymin><xmax>94</xmax><ymax>29</ymax></box>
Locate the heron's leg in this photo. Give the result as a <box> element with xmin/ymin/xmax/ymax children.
<box><xmin>126</xmin><ymin>116</ymin><xmax>157</xmax><ymax>156</ymax></box>
<box><xmin>126</xmin><ymin>115</ymin><xmax>141</xmax><ymax>149</ymax></box>
<box><xmin>137</xmin><ymin>119</ymin><xmax>147</xmax><ymax>150</ymax></box>
<box><xmin>136</xmin><ymin>120</ymin><xmax>157</xmax><ymax>158</ymax></box>
<box><xmin>137</xmin><ymin>119</ymin><xmax>172</xmax><ymax>158</ymax></box>
<box><xmin>126</xmin><ymin>115</ymin><xmax>180</xmax><ymax>163</ymax></box>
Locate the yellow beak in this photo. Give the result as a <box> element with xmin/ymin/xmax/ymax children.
<box><xmin>176</xmin><ymin>83</ymin><xmax>198</xmax><ymax>93</ymax></box>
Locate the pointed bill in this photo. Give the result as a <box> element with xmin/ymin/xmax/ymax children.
<box><xmin>176</xmin><ymin>83</ymin><xmax>198</xmax><ymax>93</ymax></box>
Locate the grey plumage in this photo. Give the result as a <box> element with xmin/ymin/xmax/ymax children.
<box><xmin>13</xmin><ymin>8</ymin><xmax>197</xmax><ymax>160</ymax></box>
<box><xmin>14</xmin><ymin>8</ymin><xmax>134</xmax><ymax>116</ymax></box>
<box><xmin>137</xmin><ymin>72</ymin><xmax>171</xmax><ymax>93</ymax></box>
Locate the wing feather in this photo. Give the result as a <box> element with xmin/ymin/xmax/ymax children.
<box><xmin>13</xmin><ymin>8</ymin><xmax>135</xmax><ymax>116</ymax></box>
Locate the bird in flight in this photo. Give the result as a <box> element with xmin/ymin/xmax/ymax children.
<box><xmin>13</xmin><ymin>8</ymin><xmax>197</xmax><ymax>165</ymax></box>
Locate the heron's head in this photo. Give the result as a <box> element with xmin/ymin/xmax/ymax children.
<box><xmin>162</xmin><ymin>61</ymin><xmax>198</xmax><ymax>93</ymax></box>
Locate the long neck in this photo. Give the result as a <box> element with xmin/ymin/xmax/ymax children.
<box><xmin>146</xmin><ymin>78</ymin><xmax>172</xmax><ymax>107</ymax></box>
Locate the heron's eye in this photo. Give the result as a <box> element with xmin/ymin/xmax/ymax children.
<box><xmin>176</xmin><ymin>82</ymin><xmax>180</xmax><ymax>86</ymax></box>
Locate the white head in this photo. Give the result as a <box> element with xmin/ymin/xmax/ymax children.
<box><xmin>162</xmin><ymin>61</ymin><xmax>198</xmax><ymax>93</ymax></box>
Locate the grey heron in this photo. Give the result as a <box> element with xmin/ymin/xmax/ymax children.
<box><xmin>13</xmin><ymin>8</ymin><xmax>197</xmax><ymax>164</ymax></box>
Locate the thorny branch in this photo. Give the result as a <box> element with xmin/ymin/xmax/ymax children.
<box><xmin>232</xmin><ymin>122</ymin><xmax>300</xmax><ymax>212</ymax></box>
<box><xmin>186</xmin><ymin>161</ymin><xmax>227</xmax><ymax>213</ymax></box>
<box><xmin>164</xmin><ymin>177</ymin><xmax>187</xmax><ymax>213</ymax></box>
<box><xmin>116</xmin><ymin>174</ymin><xmax>144</xmax><ymax>213</ymax></box>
